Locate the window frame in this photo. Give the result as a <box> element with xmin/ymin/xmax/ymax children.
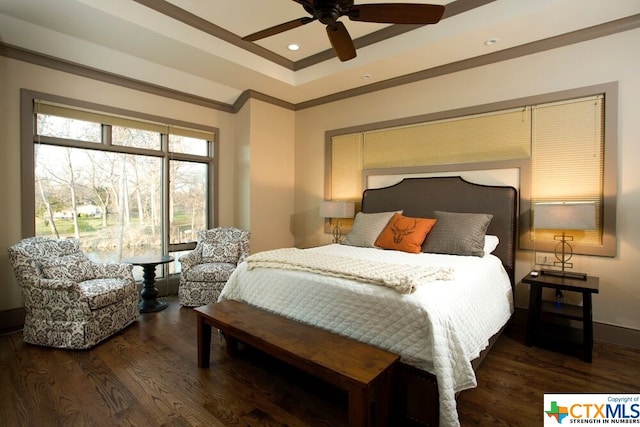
<box><xmin>20</xmin><ymin>89</ymin><xmax>218</xmax><ymax>255</ymax></box>
<box><xmin>325</xmin><ymin>82</ymin><xmax>618</xmax><ymax>257</ymax></box>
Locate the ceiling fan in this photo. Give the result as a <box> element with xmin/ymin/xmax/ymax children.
<box><xmin>243</xmin><ymin>0</ymin><xmax>446</xmax><ymax>62</ymax></box>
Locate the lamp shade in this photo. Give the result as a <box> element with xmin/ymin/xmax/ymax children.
<box><xmin>533</xmin><ymin>201</ymin><xmax>596</xmax><ymax>230</ymax></box>
<box><xmin>319</xmin><ymin>200</ymin><xmax>355</xmax><ymax>219</ymax></box>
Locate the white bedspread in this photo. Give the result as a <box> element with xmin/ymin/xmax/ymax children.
<box><xmin>219</xmin><ymin>244</ymin><xmax>513</xmax><ymax>427</ymax></box>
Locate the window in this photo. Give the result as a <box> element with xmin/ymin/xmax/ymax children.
<box><xmin>326</xmin><ymin>83</ymin><xmax>617</xmax><ymax>257</ymax></box>
<box><xmin>22</xmin><ymin>90</ymin><xmax>217</xmax><ymax>269</ymax></box>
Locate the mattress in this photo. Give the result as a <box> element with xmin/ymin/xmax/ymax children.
<box><xmin>219</xmin><ymin>243</ymin><xmax>513</xmax><ymax>427</ymax></box>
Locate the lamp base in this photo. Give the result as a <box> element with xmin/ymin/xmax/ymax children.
<box><xmin>541</xmin><ymin>233</ymin><xmax>587</xmax><ymax>280</ymax></box>
<box><xmin>331</xmin><ymin>222</ymin><xmax>343</xmax><ymax>244</ymax></box>
<box><xmin>541</xmin><ymin>269</ymin><xmax>588</xmax><ymax>280</ymax></box>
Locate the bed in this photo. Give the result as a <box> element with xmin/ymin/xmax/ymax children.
<box><xmin>219</xmin><ymin>176</ymin><xmax>518</xmax><ymax>426</ymax></box>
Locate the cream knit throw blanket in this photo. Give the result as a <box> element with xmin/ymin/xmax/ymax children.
<box><xmin>246</xmin><ymin>248</ymin><xmax>453</xmax><ymax>294</ymax></box>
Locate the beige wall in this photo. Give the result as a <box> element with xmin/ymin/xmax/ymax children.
<box><xmin>294</xmin><ymin>29</ymin><xmax>640</xmax><ymax>332</ymax></box>
<box><xmin>233</xmin><ymin>100</ymin><xmax>252</xmax><ymax>232</ymax></box>
<box><xmin>245</xmin><ymin>99</ymin><xmax>296</xmax><ymax>253</ymax></box>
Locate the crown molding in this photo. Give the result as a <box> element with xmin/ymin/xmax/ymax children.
<box><xmin>0</xmin><ymin>42</ymin><xmax>235</xmax><ymax>113</ymax></box>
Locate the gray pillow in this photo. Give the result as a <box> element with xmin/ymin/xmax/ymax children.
<box><xmin>342</xmin><ymin>211</ymin><xmax>400</xmax><ymax>248</ymax></box>
<box><xmin>422</xmin><ymin>211</ymin><xmax>493</xmax><ymax>257</ymax></box>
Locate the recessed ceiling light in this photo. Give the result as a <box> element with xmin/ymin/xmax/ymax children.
<box><xmin>361</xmin><ymin>74</ymin><xmax>372</xmax><ymax>80</ymax></box>
<box><xmin>288</xmin><ymin>44</ymin><xmax>300</xmax><ymax>51</ymax></box>
<box><xmin>484</xmin><ymin>38</ymin><xmax>499</xmax><ymax>46</ymax></box>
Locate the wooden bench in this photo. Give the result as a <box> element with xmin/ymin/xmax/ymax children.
<box><xmin>195</xmin><ymin>300</ymin><xmax>399</xmax><ymax>427</ymax></box>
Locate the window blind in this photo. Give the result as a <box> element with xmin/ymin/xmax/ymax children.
<box><xmin>531</xmin><ymin>96</ymin><xmax>604</xmax><ymax>245</ymax></box>
<box><xmin>330</xmin><ymin>133</ymin><xmax>363</xmax><ymax>201</ymax></box>
<box><xmin>35</xmin><ymin>101</ymin><xmax>215</xmax><ymax>141</ymax></box>
<box><xmin>362</xmin><ymin>107</ymin><xmax>531</xmax><ymax>169</ymax></box>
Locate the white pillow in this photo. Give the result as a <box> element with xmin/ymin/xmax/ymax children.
<box><xmin>484</xmin><ymin>235</ymin><xmax>500</xmax><ymax>255</ymax></box>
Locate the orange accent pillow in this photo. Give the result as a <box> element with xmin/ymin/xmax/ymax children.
<box><xmin>375</xmin><ymin>213</ymin><xmax>437</xmax><ymax>253</ymax></box>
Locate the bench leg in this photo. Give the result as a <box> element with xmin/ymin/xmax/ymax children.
<box><xmin>225</xmin><ymin>334</ymin><xmax>239</xmax><ymax>357</ymax></box>
<box><xmin>197</xmin><ymin>314</ymin><xmax>212</xmax><ymax>368</ymax></box>
<box><xmin>348</xmin><ymin>387</ymin><xmax>370</xmax><ymax>427</ymax></box>
<box><xmin>374</xmin><ymin>368</ymin><xmax>393</xmax><ymax>427</ymax></box>
<box><xmin>348</xmin><ymin>366</ymin><xmax>395</xmax><ymax>427</ymax></box>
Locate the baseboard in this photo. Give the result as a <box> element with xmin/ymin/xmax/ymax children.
<box><xmin>594</xmin><ymin>322</ymin><xmax>640</xmax><ymax>350</ymax></box>
<box><xmin>512</xmin><ymin>307</ymin><xmax>640</xmax><ymax>350</ymax></box>
<box><xmin>0</xmin><ymin>307</ymin><xmax>25</xmax><ymax>334</ymax></box>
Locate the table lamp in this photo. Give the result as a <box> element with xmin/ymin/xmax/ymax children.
<box><xmin>320</xmin><ymin>200</ymin><xmax>355</xmax><ymax>243</ymax></box>
<box><xmin>533</xmin><ymin>201</ymin><xmax>596</xmax><ymax>280</ymax></box>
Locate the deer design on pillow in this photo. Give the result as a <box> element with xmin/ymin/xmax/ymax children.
<box><xmin>390</xmin><ymin>216</ymin><xmax>417</xmax><ymax>243</ymax></box>
<box><xmin>375</xmin><ymin>213</ymin><xmax>436</xmax><ymax>253</ymax></box>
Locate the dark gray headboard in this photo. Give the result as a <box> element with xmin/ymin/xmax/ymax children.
<box><xmin>361</xmin><ymin>176</ymin><xmax>518</xmax><ymax>285</ymax></box>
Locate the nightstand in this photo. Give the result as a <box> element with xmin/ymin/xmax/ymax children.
<box><xmin>522</xmin><ymin>272</ymin><xmax>599</xmax><ymax>362</ymax></box>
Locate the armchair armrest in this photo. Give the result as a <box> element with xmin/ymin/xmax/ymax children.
<box><xmin>238</xmin><ymin>239</ymin><xmax>250</xmax><ymax>263</ymax></box>
<box><xmin>35</xmin><ymin>277</ymin><xmax>82</xmax><ymax>292</ymax></box>
<box><xmin>179</xmin><ymin>249</ymin><xmax>202</xmax><ymax>271</ymax></box>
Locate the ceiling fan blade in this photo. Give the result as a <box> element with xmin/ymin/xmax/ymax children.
<box><xmin>292</xmin><ymin>0</ymin><xmax>314</xmax><ymax>6</ymax></box>
<box><xmin>326</xmin><ymin>21</ymin><xmax>357</xmax><ymax>62</ymax></box>
<box><xmin>348</xmin><ymin>3</ymin><xmax>445</xmax><ymax>24</ymax></box>
<box><xmin>243</xmin><ymin>16</ymin><xmax>316</xmax><ymax>42</ymax></box>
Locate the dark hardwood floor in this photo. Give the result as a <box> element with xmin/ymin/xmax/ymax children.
<box><xmin>1</xmin><ymin>296</ymin><xmax>638</xmax><ymax>426</ymax></box>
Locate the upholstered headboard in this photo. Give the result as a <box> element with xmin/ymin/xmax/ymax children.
<box><xmin>361</xmin><ymin>176</ymin><xmax>518</xmax><ymax>285</ymax></box>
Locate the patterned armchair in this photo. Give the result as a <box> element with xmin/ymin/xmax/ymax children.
<box><xmin>178</xmin><ymin>227</ymin><xmax>250</xmax><ymax>307</ymax></box>
<box><xmin>8</xmin><ymin>237</ymin><xmax>139</xmax><ymax>349</ymax></box>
